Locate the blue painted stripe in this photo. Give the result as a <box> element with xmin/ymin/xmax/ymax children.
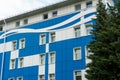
<box><xmin>84</xmin><ymin>12</ymin><xmax>97</xmax><ymax>18</ymax></box>
<box><xmin>22</xmin><ymin>12</ymin><xmax>80</xmax><ymax>29</ymax></box>
<box><xmin>51</xmin><ymin>18</ymin><xmax>81</xmax><ymax>30</ymax></box>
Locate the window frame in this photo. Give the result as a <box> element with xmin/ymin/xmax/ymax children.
<box><xmin>39</xmin><ymin>54</ymin><xmax>45</xmax><ymax>65</ymax></box>
<box><xmin>86</xmin><ymin>1</ymin><xmax>92</xmax><ymax>8</ymax></box>
<box><xmin>8</xmin><ymin>78</ymin><xmax>15</xmax><ymax>80</ymax></box>
<box><xmin>18</xmin><ymin>57</ymin><xmax>24</xmax><ymax>68</ymax></box>
<box><xmin>74</xmin><ymin>70</ymin><xmax>82</xmax><ymax>80</ymax></box>
<box><xmin>73</xmin><ymin>47</ymin><xmax>82</xmax><ymax>60</ymax></box>
<box><xmin>49</xmin><ymin>52</ymin><xmax>56</xmax><ymax>64</ymax></box>
<box><xmin>49</xmin><ymin>74</ymin><xmax>55</xmax><ymax>80</ymax></box>
<box><xmin>75</xmin><ymin>4</ymin><xmax>81</xmax><ymax>11</ymax></box>
<box><xmin>39</xmin><ymin>75</ymin><xmax>45</xmax><ymax>80</ymax></box>
<box><xmin>52</xmin><ymin>11</ymin><xmax>57</xmax><ymax>17</ymax></box>
<box><xmin>19</xmin><ymin>38</ymin><xmax>25</xmax><ymax>49</ymax></box>
<box><xmin>17</xmin><ymin>77</ymin><xmax>23</xmax><ymax>80</ymax></box>
<box><xmin>50</xmin><ymin>32</ymin><xmax>56</xmax><ymax>43</ymax></box>
<box><xmin>74</xmin><ymin>25</ymin><xmax>81</xmax><ymax>38</ymax></box>
<box><xmin>10</xmin><ymin>59</ymin><xmax>16</xmax><ymax>69</ymax></box>
<box><xmin>12</xmin><ymin>40</ymin><xmax>17</xmax><ymax>51</ymax></box>
<box><xmin>23</xmin><ymin>18</ymin><xmax>28</xmax><ymax>25</ymax></box>
<box><xmin>0</xmin><ymin>26</ymin><xmax>3</xmax><ymax>31</ymax></box>
<box><xmin>86</xmin><ymin>46</ymin><xmax>93</xmax><ymax>57</ymax></box>
<box><xmin>86</xmin><ymin>23</ymin><xmax>93</xmax><ymax>35</ymax></box>
<box><xmin>15</xmin><ymin>21</ymin><xmax>20</xmax><ymax>27</ymax></box>
<box><xmin>40</xmin><ymin>34</ymin><xmax>46</xmax><ymax>45</ymax></box>
<box><xmin>43</xmin><ymin>13</ymin><xmax>48</xmax><ymax>20</ymax></box>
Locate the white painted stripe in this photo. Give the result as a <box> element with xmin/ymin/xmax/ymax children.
<box><xmin>39</xmin><ymin>65</ymin><xmax>45</xmax><ymax>75</ymax></box>
<box><xmin>24</xmin><ymin>55</ymin><xmax>39</xmax><ymax>67</ymax></box>
<box><xmin>0</xmin><ymin>13</ymin><xmax>81</xmax><ymax>39</ymax></box>
<box><xmin>10</xmin><ymin>50</ymin><xmax>19</xmax><ymax>59</ymax></box>
<box><xmin>48</xmin><ymin>64</ymin><xmax>55</xmax><ymax>74</ymax></box>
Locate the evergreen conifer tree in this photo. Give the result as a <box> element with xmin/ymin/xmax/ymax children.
<box><xmin>86</xmin><ymin>0</ymin><xmax>120</xmax><ymax>80</ymax></box>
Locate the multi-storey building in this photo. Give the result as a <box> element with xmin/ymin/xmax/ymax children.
<box><xmin>0</xmin><ymin>0</ymin><xmax>115</xmax><ymax>80</ymax></box>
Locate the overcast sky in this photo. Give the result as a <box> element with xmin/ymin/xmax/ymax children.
<box><xmin>0</xmin><ymin>0</ymin><xmax>63</xmax><ymax>20</ymax></box>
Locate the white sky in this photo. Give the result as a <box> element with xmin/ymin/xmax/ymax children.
<box><xmin>0</xmin><ymin>0</ymin><xmax>63</xmax><ymax>20</ymax></box>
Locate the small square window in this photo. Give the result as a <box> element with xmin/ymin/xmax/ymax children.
<box><xmin>40</xmin><ymin>34</ymin><xmax>46</xmax><ymax>45</ymax></box>
<box><xmin>43</xmin><ymin>13</ymin><xmax>48</xmax><ymax>19</ymax></box>
<box><xmin>10</xmin><ymin>59</ymin><xmax>16</xmax><ymax>69</ymax></box>
<box><xmin>75</xmin><ymin>4</ymin><xmax>81</xmax><ymax>11</ymax></box>
<box><xmin>40</xmin><ymin>54</ymin><xmax>45</xmax><ymax>65</ymax></box>
<box><xmin>18</xmin><ymin>58</ymin><xmax>24</xmax><ymax>68</ymax></box>
<box><xmin>86</xmin><ymin>1</ymin><xmax>92</xmax><ymax>8</ymax></box>
<box><xmin>39</xmin><ymin>75</ymin><xmax>45</xmax><ymax>80</ymax></box>
<box><xmin>74</xmin><ymin>47</ymin><xmax>81</xmax><ymax>60</ymax></box>
<box><xmin>23</xmin><ymin>19</ymin><xmax>28</xmax><ymax>25</ymax></box>
<box><xmin>0</xmin><ymin>26</ymin><xmax>3</xmax><ymax>31</ymax></box>
<box><xmin>12</xmin><ymin>41</ymin><xmax>17</xmax><ymax>50</ymax></box>
<box><xmin>74</xmin><ymin>71</ymin><xmax>82</xmax><ymax>80</ymax></box>
<box><xmin>16</xmin><ymin>21</ymin><xmax>20</xmax><ymax>27</ymax></box>
<box><xmin>50</xmin><ymin>32</ymin><xmax>55</xmax><ymax>43</ymax></box>
<box><xmin>19</xmin><ymin>38</ymin><xmax>25</xmax><ymax>49</ymax></box>
<box><xmin>52</xmin><ymin>11</ymin><xmax>57</xmax><ymax>17</ymax></box>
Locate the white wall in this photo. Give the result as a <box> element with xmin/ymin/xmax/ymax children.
<box><xmin>24</xmin><ymin>54</ymin><xmax>39</xmax><ymax>67</ymax></box>
<box><xmin>2</xmin><ymin>0</ymin><xmax>100</xmax><ymax>31</ymax></box>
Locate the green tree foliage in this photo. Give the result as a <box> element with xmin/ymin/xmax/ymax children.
<box><xmin>86</xmin><ymin>0</ymin><xmax>120</xmax><ymax>80</ymax></box>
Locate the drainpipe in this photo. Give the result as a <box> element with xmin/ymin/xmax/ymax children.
<box><xmin>0</xmin><ymin>19</ymin><xmax>7</xmax><ymax>80</ymax></box>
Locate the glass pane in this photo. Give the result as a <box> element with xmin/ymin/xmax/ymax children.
<box><xmin>86</xmin><ymin>1</ymin><xmax>92</xmax><ymax>8</ymax></box>
<box><xmin>24</xmin><ymin>19</ymin><xmax>28</xmax><ymax>25</ymax></box>
<box><xmin>75</xmin><ymin>4</ymin><xmax>81</xmax><ymax>11</ymax></box>
<box><xmin>52</xmin><ymin>11</ymin><xmax>57</xmax><ymax>17</ymax></box>
<box><xmin>41</xmin><ymin>34</ymin><xmax>46</xmax><ymax>44</ymax></box>
<box><xmin>76</xmin><ymin>76</ymin><xmax>81</xmax><ymax>80</ymax></box>
<box><xmin>75</xmin><ymin>27</ymin><xmax>80</xmax><ymax>37</ymax></box>
<box><xmin>51</xmin><ymin>32</ymin><xmax>55</xmax><ymax>42</ymax></box>
<box><xmin>16</xmin><ymin>21</ymin><xmax>20</xmax><ymax>27</ymax></box>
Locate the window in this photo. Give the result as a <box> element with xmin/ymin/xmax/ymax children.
<box><xmin>74</xmin><ymin>47</ymin><xmax>81</xmax><ymax>60</ymax></box>
<box><xmin>10</xmin><ymin>59</ymin><xmax>15</xmax><ymax>69</ymax></box>
<box><xmin>49</xmin><ymin>52</ymin><xmax>55</xmax><ymax>64</ymax></box>
<box><xmin>0</xmin><ymin>26</ymin><xmax>3</xmax><ymax>31</ymax></box>
<box><xmin>86</xmin><ymin>47</ymin><xmax>93</xmax><ymax>57</ymax></box>
<box><xmin>75</xmin><ymin>4</ymin><xmax>81</xmax><ymax>11</ymax></box>
<box><xmin>74</xmin><ymin>71</ymin><xmax>82</xmax><ymax>80</ymax></box>
<box><xmin>16</xmin><ymin>21</ymin><xmax>20</xmax><ymax>27</ymax></box>
<box><xmin>50</xmin><ymin>32</ymin><xmax>55</xmax><ymax>43</ymax></box>
<box><xmin>49</xmin><ymin>74</ymin><xmax>55</xmax><ymax>80</ymax></box>
<box><xmin>12</xmin><ymin>41</ymin><xmax>17</xmax><ymax>50</ymax></box>
<box><xmin>19</xmin><ymin>38</ymin><xmax>25</xmax><ymax>49</ymax></box>
<box><xmin>52</xmin><ymin>11</ymin><xmax>57</xmax><ymax>17</ymax></box>
<box><xmin>74</xmin><ymin>26</ymin><xmax>80</xmax><ymax>38</ymax></box>
<box><xmin>40</xmin><ymin>34</ymin><xmax>46</xmax><ymax>45</ymax></box>
<box><xmin>39</xmin><ymin>75</ymin><xmax>45</xmax><ymax>80</ymax></box>
<box><xmin>23</xmin><ymin>19</ymin><xmax>28</xmax><ymax>25</ymax></box>
<box><xmin>86</xmin><ymin>23</ymin><xmax>93</xmax><ymax>35</ymax></box>
<box><xmin>18</xmin><ymin>58</ymin><xmax>24</xmax><ymax>68</ymax></box>
<box><xmin>86</xmin><ymin>1</ymin><xmax>92</xmax><ymax>8</ymax></box>
<box><xmin>40</xmin><ymin>54</ymin><xmax>45</xmax><ymax>65</ymax></box>
<box><xmin>43</xmin><ymin>13</ymin><xmax>48</xmax><ymax>19</ymax></box>
<box><xmin>17</xmin><ymin>77</ymin><xmax>23</xmax><ymax>80</ymax></box>
<box><xmin>9</xmin><ymin>78</ymin><xmax>14</xmax><ymax>80</ymax></box>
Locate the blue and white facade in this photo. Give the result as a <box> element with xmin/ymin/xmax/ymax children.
<box><xmin>0</xmin><ymin>0</ymin><xmax>115</xmax><ymax>80</ymax></box>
